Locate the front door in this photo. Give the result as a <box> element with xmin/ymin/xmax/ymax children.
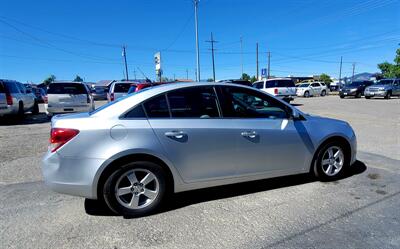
<box><xmin>217</xmin><ymin>86</ymin><xmax>310</xmax><ymax>176</ymax></box>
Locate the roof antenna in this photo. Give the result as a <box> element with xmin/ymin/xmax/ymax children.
<box><xmin>137</xmin><ymin>67</ymin><xmax>151</xmax><ymax>83</ymax></box>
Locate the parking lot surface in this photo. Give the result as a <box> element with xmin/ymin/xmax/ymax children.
<box><xmin>1</xmin><ymin>96</ymin><xmax>399</xmax><ymax>249</ymax></box>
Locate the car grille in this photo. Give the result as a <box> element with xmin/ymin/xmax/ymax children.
<box><xmin>368</xmin><ymin>88</ymin><xmax>380</xmax><ymax>92</ymax></box>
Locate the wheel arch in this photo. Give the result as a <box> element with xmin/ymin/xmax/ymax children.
<box><xmin>95</xmin><ymin>152</ymin><xmax>176</xmax><ymax>200</ymax></box>
<box><xmin>310</xmin><ymin>135</ymin><xmax>352</xmax><ymax>172</ymax></box>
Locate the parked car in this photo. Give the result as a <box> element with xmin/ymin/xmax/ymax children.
<box><xmin>33</xmin><ymin>87</ymin><xmax>46</xmax><ymax>103</ymax></box>
<box><xmin>108</xmin><ymin>81</ymin><xmax>135</xmax><ymax>102</ymax></box>
<box><xmin>0</xmin><ymin>79</ymin><xmax>38</xmax><ymax>117</ymax></box>
<box><xmin>45</xmin><ymin>82</ymin><xmax>95</xmax><ymax>118</ymax></box>
<box><xmin>253</xmin><ymin>78</ymin><xmax>296</xmax><ymax>103</ymax></box>
<box><xmin>127</xmin><ymin>83</ymin><xmax>158</xmax><ymax>94</ymax></box>
<box><xmin>217</xmin><ymin>79</ymin><xmax>252</xmax><ymax>87</ymax></box>
<box><xmin>339</xmin><ymin>80</ymin><xmax>374</xmax><ymax>98</ymax></box>
<box><xmin>296</xmin><ymin>82</ymin><xmax>328</xmax><ymax>97</ymax></box>
<box><xmin>92</xmin><ymin>85</ymin><xmax>108</xmax><ymax>100</ymax></box>
<box><xmin>364</xmin><ymin>78</ymin><xmax>400</xmax><ymax>99</ymax></box>
<box><xmin>42</xmin><ymin>82</ymin><xmax>357</xmax><ymax>217</ymax></box>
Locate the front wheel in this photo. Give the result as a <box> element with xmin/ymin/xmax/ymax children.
<box><xmin>385</xmin><ymin>91</ymin><xmax>391</xmax><ymax>99</ymax></box>
<box><xmin>356</xmin><ymin>92</ymin><xmax>362</xmax><ymax>98</ymax></box>
<box><xmin>365</xmin><ymin>96</ymin><xmax>371</xmax><ymax>99</ymax></box>
<box><xmin>304</xmin><ymin>91</ymin><xmax>310</xmax><ymax>98</ymax></box>
<box><xmin>321</xmin><ymin>90</ymin><xmax>326</xmax><ymax>96</ymax></box>
<box><xmin>32</xmin><ymin>101</ymin><xmax>39</xmax><ymax>114</ymax></box>
<box><xmin>313</xmin><ymin>142</ymin><xmax>348</xmax><ymax>181</ymax></box>
<box><xmin>103</xmin><ymin>161</ymin><xmax>167</xmax><ymax>217</ymax></box>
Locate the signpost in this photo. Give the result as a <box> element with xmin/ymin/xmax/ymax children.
<box><xmin>154</xmin><ymin>52</ymin><xmax>162</xmax><ymax>82</ymax></box>
<box><xmin>261</xmin><ymin>68</ymin><xmax>267</xmax><ymax>78</ymax></box>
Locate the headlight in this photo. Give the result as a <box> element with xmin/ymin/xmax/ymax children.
<box><xmin>350</xmin><ymin>88</ymin><xmax>357</xmax><ymax>92</ymax></box>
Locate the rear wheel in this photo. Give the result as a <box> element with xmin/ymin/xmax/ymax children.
<box><xmin>304</xmin><ymin>91</ymin><xmax>310</xmax><ymax>98</ymax></box>
<box><xmin>32</xmin><ymin>101</ymin><xmax>39</xmax><ymax>114</ymax></box>
<box><xmin>17</xmin><ymin>102</ymin><xmax>24</xmax><ymax>119</ymax></box>
<box><xmin>340</xmin><ymin>95</ymin><xmax>345</xmax><ymax>99</ymax></box>
<box><xmin>313</xmin><ymin>142</ymin><xmax>348</xmax><ymax>181</ymax></box>
<box><xmin>385</xmin><ymin>91</ymin><xmax>391</xmax><ymax>99</ymax></box>
<box><xmin>321</xmin><ymin>90</ymin><xmax>326</xmax><ymax>96</ymax></box>
<box><xmin>103</xmin><ymin>161</ymin><xmax>167</xmax><ymax>217</ymax></box>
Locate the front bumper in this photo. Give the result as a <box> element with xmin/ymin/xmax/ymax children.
<box><xmin>42</xmin><ymin>151</ymin><xmax>106</xmax><ymax>199</ymax></box>
<box><xmin>364</xmin><ymin>90</ymin><xmax>387</xmax><ymax>97</ymax></box>
<box><xmin>339</xmin><ymin>91</ymin><xmax>357</xmax><ymax>97</ymax></box>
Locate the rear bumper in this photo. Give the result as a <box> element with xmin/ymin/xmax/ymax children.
<box><xmin>45</xmin><ymin>104</ymin><xmax>92</xmax><ymax>115</ymax></box>
<box><xmin>0</xmin><ymin>105</ymin><xmax>18</xmax><ymax>116</ymax></box>
<box><xmin>42</xmin><ymin>151</ymin><xmax>106</xmax><ymax>199</ymax></box>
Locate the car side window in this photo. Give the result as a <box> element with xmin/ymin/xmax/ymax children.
<box><xmin>167</xmin><ymin>86</ymin><xmax>219</xmax><ymax>118</ymax></box>
<box><xmin>143</xmin><ymin>94</ymin><xmax>170</xmax><ymax>118</ymax></box>
<box><xmin>17</xmin><ymin>83</ymin><xmax>26</xmax><ymax>94</ymax></box>
<box><xmin>0</xmin><ymin>83</ymin><xmax>4</xmax><ymax>93</ymax></box>
<box><xmin>311</xmin><ymin>83</ymin><xmax>319</xmax><ymax>87</ymax></box>
<box><xmin>219</xmin><ymin>86</ymin><xmax>289</xmax><ymax>119</ymax></box>
<box><xmin>124</xmin><ymin>104</ymin><xmax>146</xmax><ymax>118</ymax></box>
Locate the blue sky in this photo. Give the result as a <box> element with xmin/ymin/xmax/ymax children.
<box><xmin>0</xmin><ymin>0</ymin><xmax>399</xmax><ymax>83</ymax></box>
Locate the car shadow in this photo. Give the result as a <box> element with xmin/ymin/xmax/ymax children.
<box><xmin>84</xmin><ymin>160</ymin><xmax>367</xmax><ymax>218</ymax></box>
<box><xmin>0</xmin><ymin>113</ymin><xmax>50</xmax><ymax>126</ymax></box>
<box><xmin>290</xmin><ymin>103</ymin><xmax>303</xmax><ymax>107</ymax></box>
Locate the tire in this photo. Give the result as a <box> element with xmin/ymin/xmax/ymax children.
<box><xmin>17</xmin><ymin>102</ymin><xmax>24</xmax><ymax>119</ymax></box>
<box><xmin>385</xmin><ymin>91</ymin><xmax>391</xmax><ymax>99</ymax></box>
<box><xmin>32</xmin><ymin>101</ymin><xmax>39</xmax><ymax>114</ymax></box>
<box><xmin>321</xmin><ymin>90</ymin><xmax>326</xmax><ymax>96</ymax></box>
<box><xmin>365</xmin><ymin>96</ymin><xmax>371</xmax><ymax>99</ymax></box>
<box><xmin>340</xmin><ymin>95</ymin><xmax>345</xmax><ymax>99</ymax></box>
<box><xmin>313</xmin><ymin>142</ymin><xmax>348</xmax><ymax>181</ymax></box>
<box><xmin>103</xmin><ymin>161</ymin><xmax>167</xmax><ymax>217</ymax></box>
<box><xmin>304</xmin><ymin>91</ymin><xmax>310</xmax><ymax>98</ymax></box>
<box><xmin>356</xmin><ymin>92</ymin><xmax>362</xmax><ymax>98</ymax></box>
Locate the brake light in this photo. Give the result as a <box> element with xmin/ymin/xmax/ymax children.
<box><xmin>6</xmin><ymin>93</ymin><xmax>13</xmax><ymax>105</ymax></box>
<box><xmin>49</xmin><ymin>128</ymin><xmax>79</xmax><ymax>152</ymax></box>
<box><xmin>110</xmin><ymin>93</ymin><xmax>114</xmax><ymax>101</ymax></box>
<box><xmin>274</xmin><ymin>88</ymin><xmax>278</xmax><ymax>95</ymax></box>
<box><xmin>44</xmin><ymin>95</ymin><xmax>48</xmax><ymax>104</ymax></box>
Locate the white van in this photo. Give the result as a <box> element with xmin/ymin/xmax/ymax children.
<box><xmin>45</xmin><ymin>82</ymin><xmax>95</xmax><ymax>117</ymax></box>
<box><xmin>253</xmin><ymin>78</ymin><xmax>296</xmax><ymax>103</ymax></box>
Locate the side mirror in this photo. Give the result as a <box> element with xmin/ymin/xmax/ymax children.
<box><xmin>291</xmin><ymin>108</ymin><xmax>303</xmax><ymax>120</ymax></box>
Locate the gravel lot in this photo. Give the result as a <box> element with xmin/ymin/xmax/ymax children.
<box><xmin>0</xmin><ymin>95</ymin><xmax>399</xmax><ymax>249</ymax></box>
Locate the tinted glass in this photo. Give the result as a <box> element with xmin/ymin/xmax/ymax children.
<box><xmin>47</xmin><ymin>83</ymin><xmax>87</xmax><ymax>94</ymax></box>
<box><xmin>167</xmin><ymin>86</ymin><xmax>219</xmax><ymax>118</ymax></box>
<box><xmin>377</xmin><ymin>79</ymin><xmax>392</xmax><ymax>85</ymax></box>
<box><xmin>253</xmin><ymin>82</ymin><xmax>264</xmax><ymax>89</ymax></box>
<box><xmin>0</xmin><ymin>83</ymin><xmax>4</xmax><ymax>93</ymax></box>
<box><xmin>114</xmin><ymin>83</ymin><xmax>132</xmax><ymax>93</ymax></box>
<box><xmin>3</xmin><ymin>82</ymin><xmax>20</xmax><ymax>93</ymax></box>
<box><xmin>265</xmin><ymin>80</ymin><xmax>295</xmax><ymax>88</ymax></box>
<box><xmin>311</xmin><ymin>83</ymin><xmax>319</xmax><ymax>87</ymax></box>
<box><xmin>124</xmin><ymin>104</ymin><xmax>146</xmax><ymax>118</ymax></box>
<box><xmin>143</xmin><ymin>94</ymin><xmax>170</xmax><ymax>118</ymax></box>
<box><xmin>298</xmin><ymin>83</ymin><xmax>309</xmax><ymax>87</ymax></box>
<box><xmin>219</xmin><ymin>86</ymin><xmax>288</xmax><ymax>119</ymax></box>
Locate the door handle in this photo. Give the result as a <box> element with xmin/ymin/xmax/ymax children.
<box><xmin>165</xmin><ymin>131</ymin><xmax>186</xmax><ymax>139</ymax></box>
<box><xmin>241</xmin><ymin>131</ymin><xmax>257</xmax><ymax>138</ymax></box>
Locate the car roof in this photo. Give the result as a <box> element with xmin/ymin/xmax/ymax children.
<box><xmin>50</xmin><ymin>81</ymin><xmax>85</xmax><ymax>84</ymax></box>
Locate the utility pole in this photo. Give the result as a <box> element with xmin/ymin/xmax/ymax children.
<box><xmin>267</xmin><ymin>51</ymin><xmax>271</xmax><ymax>79</ymax></box>
<box><xmin>122</xmin><ymin>45</ymin><xmax>129</xmax><ymax>80</ymax></box>
<box><xmin>194</xmin><ymin>0</ymin><xmax>201</xmax><ymax>81</ymax></box>
<box><xmin>186</xmin><ymin>69</ymin><xmax>189</xmax><ymax>80</ymax></box>
<box><xmin>352</xmin><ymin>62</ymin><xmax>356</xmax><ymax>82</ymax></box>
<box><xmin>240</xmin><ymin>36</ymin><xmax>243</xmax><ymax>77</ymax></box>
<box><xmin>206</xmin><ymin>32</ymin><xmax>218</xmax><ymax>82</ymax></box>
<box><xmin>256</xmin><ymin>42</ymin><xmax>259</xmax><ymax>80</ymax></box>
<box><xmin>338</xmin><ymin>56</ymin><xmax>342</xmax><ymax>85</ymax></box>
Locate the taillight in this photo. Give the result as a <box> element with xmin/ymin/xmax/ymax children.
<box><xmin>44</xmin><ymin>95</ymin><xmax>48</xmax><ymax>104</ymax></box>
<box><xmin>6</xmin><ymin>93</ymin><xmax>13</xmax><ymax>105</ymax></box>
<box><xmin>110</xmin><ymin>93</ymin><xmax>114</xmax><ymax>101</ymax></box>
<box><xmin>274</xmin><ymin>88</ymin><xmax>278</xmax><ymax>95</ymax></box>
<box><xmin>49</xmin><ymin>128</ymin><xmax>79</xmax><ymax>152</ymax></box>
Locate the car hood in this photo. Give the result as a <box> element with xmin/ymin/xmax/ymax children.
<box><xmin>304</xmin><ymin>113</ymin><xmax>348</xmax><ymax>126</ymax></box>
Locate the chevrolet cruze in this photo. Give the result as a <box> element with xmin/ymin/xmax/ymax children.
<box><xmin>42</xmin><ymin>82</ymin><xmax>357</xmax><ymax>216</ymax></box>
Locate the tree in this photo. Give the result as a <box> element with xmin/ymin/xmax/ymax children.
<box><xmin>74</xmin><ymin>75</ymin><xmax>83</xmax><ymax>82</ymax></box>
<box><xmin>319</xmin><ymin>73</ymin><xmax>333</xmax><ymax>86</ymax></box>
<box><xmin>43</xmin><ymin>75</ymin><xmax>56</xmax><ymax>86</ymax></box>
<box><xmin>250</xmin><ymin>76</ymin><xmax>257</xmax><ymax>83</ymax></box>
<box><xmin>241</xmin><ymin>73</ymin><xmax>251</xmax><ymax>81</ymax></box>
<box><xmin>378</xmin><ymin>47</ymin><xmax>400</xmax><ymax>78</ymax></box>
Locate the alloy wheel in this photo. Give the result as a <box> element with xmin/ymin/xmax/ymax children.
<box><xmin>321</xmin><ymin>146</ymin><xmax>344</xmax><ymax>176</ymax></box>
<box><xmin>114</xmin><ymin>169</ymin><xmax>159</xmax><ymax>210</ymax></box>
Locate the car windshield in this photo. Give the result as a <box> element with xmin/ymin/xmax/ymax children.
<box><xmin>47</xmin><ymin>83</ymin><xmax>87</xmax><ymax>94</ymax></box>
<box><xmin>348</xmin><ymin>82</ymin><xmax>363</xmax><ymax>87</ymax></box>
<box><xmin>376</xmin><ymin>79</ymin><xmax>393</xmax><ymax>85</ymax></box>
<box><xmin>298</xmin><ymin>83</ymin><xmax>309</xmax><ymax>87</ymax></box>
<box><xmin>114</xmin><ymin>83</ymin><xmax>132</xmax><ymax>93</ymax></box>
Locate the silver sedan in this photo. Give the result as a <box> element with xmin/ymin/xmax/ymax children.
<box><xmin>42</xmin><ymin>82</ymin><xmax>357</xmax><ymax>216</ymax></box>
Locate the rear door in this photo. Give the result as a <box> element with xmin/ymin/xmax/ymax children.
<box><xmin>147</xmin><ymin>86</ymin><xmax>240</xmax><ymax>182</ymax></box>
<box><xmin>394</xmin><ymin>80</ymin><xmax>400</xmax><ymax>95</ymax></box>
<box><xmin>47</xmin><ymin>83</ymin><xmax>88</xmax><ymax>110</ymax></box>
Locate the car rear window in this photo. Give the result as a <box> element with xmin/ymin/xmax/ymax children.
<box><xmin>2</xmin><ymin>81</ymin><xmax>20</xmax><ymax>93</ymax></box>
<box><xmin>114</xmin><ymin>83</ymin><xmax>132</xmax><ymax>93</ymax></box>
<box><xmin>47</xmin><ymin>83</ymin><xmax>87</xmax><ymax>94</ymax></box>
<box><xmin>265</xmin><ymin>80</ymin><xmax>295</xmax><ymax>88</ymax></box>
<box><xmin>253</xmin><ymin>82</ymin><xmax>264</xmax><ymax>89</ymax></box>
<box><xmin>0</xmin><ymin>83</ymin><xmax>4</xmax><ymax>93</ymax></box>
<box><xmin>127</xmin><ymin>85</ymin><xmax>137</xmax><ymax>94</ymax></box>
